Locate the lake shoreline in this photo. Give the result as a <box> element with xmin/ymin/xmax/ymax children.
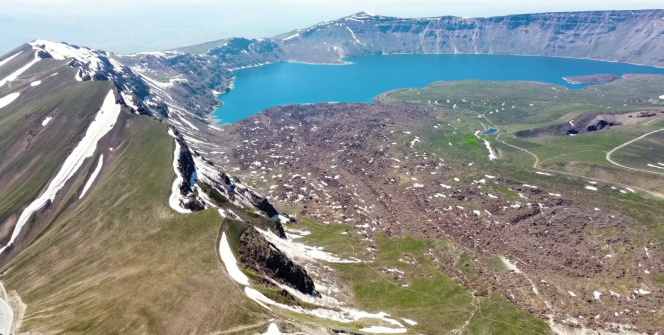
<box><xmin>212</xmin><ymin>54</ymin><xmax>664</xmax><ymax>124</ymax></box>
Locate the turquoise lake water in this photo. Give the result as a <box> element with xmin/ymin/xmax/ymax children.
<box><xmin>213</xmin><ymin>54</ymin><xmax>664</xmax><ymax>124</ymax></box>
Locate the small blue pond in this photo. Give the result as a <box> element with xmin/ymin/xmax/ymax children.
<box><xmin>190</xmin><ymin>170</ymin><xmax>198</xmax><ymax>186</ymax></box>
<box><xmin>483</xmin><ymin>128</ymin><xmax>499</xmax><ymax>135</ymax></box>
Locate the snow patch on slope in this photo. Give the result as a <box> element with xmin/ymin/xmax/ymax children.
<box><xmin>262</xmin><ymin>323</ymin><xmax>283</xmax><ymax>335</ymax></box>
<box><xmin>474</xmin><ymin>131</ymin><xmax>497</xmax><ymax>160</ymax></box>
<box><xmin>244</xmin><ymin>286</ymin><xmax>406</xmax><ymax>327</ymax></box>
<box><xmin>0</xmin><ymin>90</ymin><xmax>121</xmax><ymax>255</ymax></box>
<box><xmin>255</xmin><ymin>227</ymin><xmax>361</xmax><ymax>263</ymax></box>
<box><xmin>0</xmin><ymin>293</ymin><xmax>13</xmax><ymax>335</ymax></box>
<box><xmin>132</xmin><ymin>69</ymin><xmax>177</xmax><ymax>89</ymax></box>
<box><xmin>121</xmin><ymin>92</ymin><xmax>138</xmax><ymax>111</ymax></box>
<box><xmin>168</xmin><ymin>140</ymin><xmax>193</xmax><ymax>214</ymax></box>
<box><xmin>360</xmin><ymin>326</ymin><xmax>407</xmax><ymax>334</ymax></box>
<box><xmin>346</xmin><ymin>27</ymin><xmax>363</xmax><ymax>45</ymax></box>
<box><xmin>0</xmin><ymin>52</ymin><xmax>41</xmax><ymax>88</ymax></box>
<box><xmin>219</xmin><ymin>232</ymin><xmax>250</xmax><ymax>286</ymax></box>
<box><xmin>0</xmin><ymin>92</ymin><xmax>20</xmax><ymax>109</ymax></box>
<box><xmin>79</xmin><ymin>155</ymin><xmax>103</xmax><ymax>199</ymax></box>
<box><xmin>0</xmin><ymin>51</ymin><xmax>22</xmax><ymax>69</ymax></box>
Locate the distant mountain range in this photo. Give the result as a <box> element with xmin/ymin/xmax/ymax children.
<box><xmin>182</xmin><ymin>10</ymin><xmax>664</xmax><ymax>67</ymax></box>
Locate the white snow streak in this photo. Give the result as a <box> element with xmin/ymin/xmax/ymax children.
<box><xmin>133</xmin><ymin>70</ymin><xmax>175</xmax><ymax>89</ymax></box>
<box><xmin>244</xmin><ymin>286</ymin><xmax>406</xmax><ymax>327</ymax></box>
<box><xmin>360</xmin><ymin>326</ymin><xmax>407</xmax><ymax>334</ymax></box>
<box><xmin>0</xmin><ymin>92</ymin><xmax>20</xmax><ymax>109</ymax></box>
<box><xmin>0</xmin><ymin>90</ymin><xmax>120</xmax><ymax>255</ymax></box>
<box><xmin>0</xmin><ymin>51</ymin><xmax>22</xmax><ymax>68</ymax></box>
<box><xmin>255</xmin><ymin>227</ymin><xmax>360</xmax><ymax>263</ymax></box>
<box><xmin>0</xmin><ymin>52</ymin><xmax>41</xmax><ymax>88</ymax></box>
<box><xmin>262</xmin><ymin>323</ymin><xmax>283</xmax><ymax>335</ymax></box>
<box><xmin>282</xmin><ymin>33</ymin><xmax>300</xmax><ymax>41</ymax></box>
<box><xmin>41</xmin><ymin>116</ymin><xmax>52</xmax><ymax>126</ymax></box>
<box><xmin>346</xmin><ymin>27</ymin><xmax>363</xmax><ymax>45</ymax></box>
<box><xmin>30</xmin><ymin>80</ymin><xmax>41</xmax><ymax>87</ymax></box>
<box><xmin>219</xmin><ymin>232</ymin><xmax>250</xmax><ymax>286</ymax></box>
<box><xmin>474</xmin><ymin>131</ymin><xmax>497</xmax><ymax>160</ymax></box>
<box><xmin>168</xmin><ymin>140</ymin><xmax>192</xmax><ymax>214</ymax></box>
<box><xmin>79</xmin><ymin>155</ymin><xmax>103</xmax><ymax>199</ymax></box>
<box><xmin>401</xmin><ymin>318</ymin><xmax>418</xmax><ymax>326</ymax></box>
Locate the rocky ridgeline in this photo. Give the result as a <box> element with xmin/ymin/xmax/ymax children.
<box><xmin>273</xmin><ymin>10</ymin><xmax>664</xmax><ymax>67</ymax></box>
<box><xmin>166</xmin><ymin>127</ymin><xmax>318</xmax><ymax>296</ymax></box>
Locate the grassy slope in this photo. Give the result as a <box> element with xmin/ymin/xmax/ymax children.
<box><xmin>298</xmin><ymin>220</ymin><xmax>552</xmax><ymax>335</ymax></box>
<box><xmin>385</xmin><ymin>78</ymin><xmax>664</xmax><ymax>195</ymax></box>
<box><xmin>386</xmin><ymin>77</ymin><xmax>664</xmax><ymax>227</ymax></box>
<box><xmin>0</xmin><ymin>58</ymin><xmax>114</xmax><ymax>257</ymax></box>
<box><xmin>0</xmin><ymin>78</ymin><xmax>110</xmax><ymax>223</ymax></box>
<box><xmin>3</xmin><ymin>114</ymin><xmax>267</xmax><ymax>334</ymax></box>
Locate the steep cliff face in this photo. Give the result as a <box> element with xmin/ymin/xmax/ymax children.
<box><xmin>275</xmin><ymin>10</ymin><xmax>664</xmax><ymax>67</ymax></box>
<box><xmin>239</xmin><ymin>228</ymin><xmax>316</xmax><ymax>295</ymax></box>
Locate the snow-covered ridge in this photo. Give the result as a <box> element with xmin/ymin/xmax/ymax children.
<box><xmin>127</xmin><ymin>51</ymin><xmax>184</xmax><ymax>58</ymax></box>
<box><xmin>350</xmin><ymin>11</ymin><xmax>378</xmax><ymax>19</ymax></box>
<box><xmin>30</xmin><ymin>40</ymin><xmax>121</xmax><ymax>82</ymax></box>
<box><xmin>26</xmin><ymin>40</ymin><xmax>153</xmax><ymax>116</ymax></box>
<box><xmin>0</xmin><ymin>90</ymin><xmax>121</xmax><ymax>255</ymax></box>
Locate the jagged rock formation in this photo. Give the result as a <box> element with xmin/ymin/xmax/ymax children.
<box><xmin>239</xmin><ymin>228</ymin><xmax>316</xmax><ymax>295</ymax></box>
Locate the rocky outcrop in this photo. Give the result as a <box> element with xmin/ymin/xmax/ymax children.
<box><xmin>239</xmin><ymin>228</ymin><xmax>316</xmax><ymax>295</ymax></box>
<box><xmin>207</xmin><ymin>38</ymin><xmax>286</xmax><ymax>70</ymax></box>
<box><xmin>169</xmin><ymin>129</ymin><xmax>205</xmax><ymax>211</ymax></box>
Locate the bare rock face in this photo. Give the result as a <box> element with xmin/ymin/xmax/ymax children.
<box><xmin>274</xmin><ymin>10</ymin><xmax>664</xmax><ymax>67</ymax></box>
<box><xmin>239</xmin><ymin>229</ymin><xmax>316</xmax><ymax>295</ymax></box>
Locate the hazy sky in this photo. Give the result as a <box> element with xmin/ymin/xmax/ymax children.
<box><xmin>1</xmin><ymin>0</ymin><xmax>662</xmax><ymax>55</ymax></box>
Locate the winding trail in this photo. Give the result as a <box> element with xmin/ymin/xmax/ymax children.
<box><xmin>470</xmin><ymin>100</ymin><xmax>664</xmax><ymax>197</ymax></box>
<box><xmin>606</xmin><ymin>128</ymin><xmax>664</xmax><ymax>176</ymax></box>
